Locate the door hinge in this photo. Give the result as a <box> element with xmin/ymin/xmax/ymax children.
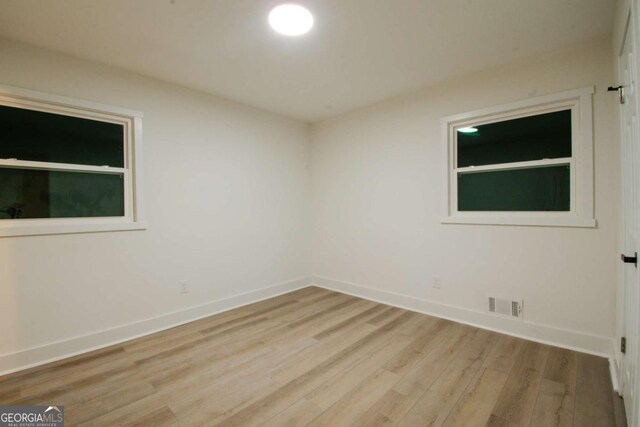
<box><xmin>621</xmin><ymin>337</ymin><xmax>627</xmax><ymax>354</ymax></box>
<box><xmin>608</xmin><ymin>85</ymin><xmax>626</xmax><ymax>104</ymax></box>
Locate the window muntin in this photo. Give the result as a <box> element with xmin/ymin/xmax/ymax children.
<box><xmin>0</xmin><ymin>85</ymin><xmax>145</xmax><ymax>237</ymax></box>
<box><xmin>441</xmin><ymin>87</ymin><xmax>595</xmax><ymax>227</ymax></box>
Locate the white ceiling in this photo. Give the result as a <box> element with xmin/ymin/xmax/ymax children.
<box><xmin>0</xmin><ymin>0</ymin><xmax>614</xmax><ymax>122</ymax></box>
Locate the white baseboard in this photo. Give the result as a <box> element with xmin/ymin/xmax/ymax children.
<box><xmin>610</xmin><ymin>352</ymin><xmax>621</xmax><ymax>393</ymax></box>
<box><xmin>313</xmin><ymin>276</ymin><xmax>614</xmax><ymax>358</ymax></box>
<box><xmin>0</xmin><ymin>276</ymin><xmax>313</xmax><ymax>376</ymax></box>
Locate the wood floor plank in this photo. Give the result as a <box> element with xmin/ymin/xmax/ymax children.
<box><xmin>171</xmin><ymin>376</ymin><xmax>283</xmax><ymax>425</ymax></box>
<box><xmin>367</xmin><ymin>306</ymin><xmax>404</xmax><ymax>325</ymax></box>
<box><xmin>120</xmin><ymin>406</ymin><xmax>178</xmax><ymax>427</ymax></box>
<box><xmin>352</xmin><ymin>388</ymin><xmax>422</xmax><ymax>427</ymax></box>
<box><xmin>260</xmin><ymin>398</ymin><xmax>323</xmax><ymax>427</ymax></box>
<box><xmin>123</xmin><ymin>330</ymin><xmax>204</xmax><ymax>356</ymax></box>
<box><xmin>270</xmin><ymin>299</ymin><xmax>379</xmax><ymax>350</ymax></box>
<box><xmin>383</xmin><ymin>319</ymin><xmax>453</xmax><ymax>376</ymax></box>
<box><xmin>354</xmin><ymin>324</ymin><xmax>491</xmax><ymax>427</ymax></box>
<box><xmin>439</xmin><ymin>330</ymin><xmax>530</xmax><ymax>427</ymax></box>
<box><xmin>65</xmin><ymin>380</ymin><xmax>156</xmax><ymax>425</ymax></box>
<box><xmin>276</xmin><ymin>291</ymin><xmax>345</xmax><ymax>322</ymax></box>
<box><xmin>130</xmin><ymin>338</ymin><xmax>274</xmax><ymax>394</ymax></box>
<box><xmin>85</xmin><ymin>393</ymin><xmax>171</xmax><ymax>426</ymax></box>
<box><xmin>168</xmin><ymin>340</ymin><xmax>317</xmax><ymax>415</ymax></box>
<box><xmin>132</xmin><ymin>318</ymin><xmax>284</xmax><ymax>369</ymax></box>
<box><xmin>543</xmin><ymin>347</ymin><xmax>578</xmax><ymax>390</ymax></box>
<box><xmin>3</xmin><ymin>348</ymin><xmax>133</xmax><ymax>397</ymax></box>
<box><xmin>156</xmin><ymin>328</ymin><xmax>319</xmax><ymax>400</ymax></box>
<box><xmin>1</xmin><ymin>346</ymin><xmax>128</xmax><ymax>389</ymax></box>
<box><xmin>613</xmin><ymin>391</ymin><xmax>628</xmax><ymax>427</ymax></box>
<box><xmin>573</xmin><ymin>353</ymin><xmax>616</xmax><ymax>426</ymax></box>
<box><xmin>286</xmin><ymin>295</ymin><xmax>361</xmax><ymax>329</ymax></box>
<box><xmin>393</xmin><ymin>322</ymin><xmax>476</xmax><ymax>395</ymax></box>
<box><xmin>198</xmin><ymin>300</ymin><xmax>297</xmax><ymax>335</ymax></box>
<box><xmin>307</xmin><ymin>368</ymin><xmax>400</xmax><ymax>427</ymax></box>
<box><xmin>490</xmin><ymin>340</ymin><xmax>550</xmax><ymax>426</ymax></box>
<box><xmin>313</xmin><ymin>304</ymin><xmax>388</xmax><ymax>340</ymax></box>
<box><xmin>0</xmin><ymin>288</ymin><xmax>619</xmax><ymax>427</ymax></box>
<box><xmin>483</xmin><ymin>335</ymin><xmax>524</xmax><ymax>374</ymax></box>
<box><xmin>305</xmin><ymin>333</ymin><xmax>412</xmax><ymax>409</ymax></box>
<box><xmin>530</xmin><ymin>379</ymin><xmax>574</xmax><ymax>427</ymax></box>
<box><xmin>270</xmin><ymin>321</ymin><xmax>377</xmax><ymax>385</ymax></box>
<box><xmin>212</xmin><ymin>312</ymin><xmax>420</xmax><ymax>426</ymax></box>
<box><xmin>15</xmin><ymin>357</ymin><xmax>136</xmax><ymax>404</ymax></box>
<box><xmin>441</xmin><ymin>368</ymin><xmax>508</xmax><ymax>427</ymax></box>
<box><xmin>4</xmin><ymin>385</ymin><xmax>79</xmax><ymax>408</ymax></box>
<box><xmin>486</xmin><ymin>414</ymin><xmax>519</xmax><ymax>427</ymax></box>
<box><xmin>528</xmin><ymin>347</ymin><xmax>578</xmax><ymax>427</ymax></box>
<box><xmin>396</xmin><ymin>328</ymin><xmax>500</xmax><ymax>427</ymax></box>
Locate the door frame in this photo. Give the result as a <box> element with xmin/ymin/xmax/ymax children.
<box><xmin>615</xmin><ymin>2</ymin><xmax>640</xmax><ymax>426</ymax></box>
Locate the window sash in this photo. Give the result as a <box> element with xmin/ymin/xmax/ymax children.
<box><xmin>451</xmin><ymin>159</ymin><xmax>575</xmax><ymax>214</ymax></box>
<box><xmin>0</xmin><ymin>162</ymin><xmax>131</xmax><ymax>220</ymax></box>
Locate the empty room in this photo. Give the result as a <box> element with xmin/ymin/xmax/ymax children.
<box><xmin>0</xmin><ymin>0</ymin><xmax>638</xmax><ymax>426</ymax></box>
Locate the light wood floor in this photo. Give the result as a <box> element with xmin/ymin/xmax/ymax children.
<box><xmin>0</xmin><ymin>287</ymin><xmax>625</xmax><ymax>426</ymax></box>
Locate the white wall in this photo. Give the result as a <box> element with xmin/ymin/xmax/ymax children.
<box><xmin>311</xmin><ymin>38</ymin><xmax>619</xmax><ymax>355</ymax></box>
<box><xmin>0</xmin><ymin>39</ymin><xmax>312</xmax><ymax>372</ymax></box>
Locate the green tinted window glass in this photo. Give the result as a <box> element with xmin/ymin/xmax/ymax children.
<box><xmin>457</xmin><ymin>110</ymin><xmax>572</xmax><ymax>168</ymax></box>
<box><xmin>0</xmin><ymin>105</ymin><xmax>124</xmax><ymax>167</ymax></box>
<box><xmin>0</xmin><ymin>168</ymin><xmax>124</xmax><ymax>219</ymax></box>
<box><xmin>458</xmin><ymin>165</ymin><xmax>570</xmax><ymax>211</ymax></box>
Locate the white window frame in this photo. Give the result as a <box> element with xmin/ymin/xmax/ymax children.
<box><xmin>441</xmin><ymin>86</ymin><xmax>596</xmax><ymax>228</ymax></box>
<box><xmin>0</xmin><ymin>84</ymin><xmax>146</xmax><ymax>237</ymax></box>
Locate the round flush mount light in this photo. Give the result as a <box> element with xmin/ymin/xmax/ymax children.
<box><xmin>269</xmin><ymin>4</ymin><xmax>314</xmax><ymax>36</ymax></box>
<box><xmin>457</xmin><ymin>127</ymin><xmax>478</xmax><ymax>134</ymax></box>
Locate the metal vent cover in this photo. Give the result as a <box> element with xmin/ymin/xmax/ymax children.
<box><xmin>488</xmin><ymin>297</ymin><xmax>522</xmax><ymax>318</ymax></box>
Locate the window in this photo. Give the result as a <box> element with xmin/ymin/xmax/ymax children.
<box><xmin>441</xmin><ymin>87</ymin><xmax>595</xmax><ymax>227</ymax></box>
<box><xmin>0</xmin><ymin>85</ymin><xmax>146</xmax><ymax>237</ymax></box>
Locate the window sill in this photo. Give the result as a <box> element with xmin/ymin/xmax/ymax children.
<box><xmin>442</xmin><ymin>215</ymin><xmax>596</xmax><ymax>228</ymax></box>
<box><xmin>0</xmin><ymin>220</ymin><xmax>148</xmax><ymax>237</ymax></box>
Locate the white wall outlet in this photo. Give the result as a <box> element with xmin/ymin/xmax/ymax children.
<box><xmin>179</xmin><ymin>280</ymin><xmax>190</xmax><ymax>294</ymax></box>
<box><xmin>432</xmin><ymin>276</ymin><xmax>442</xmax><ymax>289</ymax></box>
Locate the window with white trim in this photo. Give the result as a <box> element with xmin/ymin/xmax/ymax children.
<box><xmin>0</xmin><ymin>85</ymin><xmax>146</xmax><ymax>237</ymax></box>
<box><xmin>441</xmin><ymin>87</ymin><xmax>595</xmax><ymax>227</ymax></box>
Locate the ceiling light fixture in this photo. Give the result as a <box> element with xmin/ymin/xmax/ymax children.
<box><xmin>457</xmin><ymin>127</ymin><xmax>478</xmax><ymax>134</ymax></box>
<box><xmin>269</xmin><ymin>4</ymin><xmax>314</xmax><ymax>36</ymax></box>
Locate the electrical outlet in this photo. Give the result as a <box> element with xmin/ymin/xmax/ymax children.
<box><xmin>432</xmin><ymin>276</ymin><xmax>442</xmax><ymax>289</ymax></box>
<box><xmin>179</xmin><ymin>280</ymin><xmax>190</xmax><ymax>294</ymax></box>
